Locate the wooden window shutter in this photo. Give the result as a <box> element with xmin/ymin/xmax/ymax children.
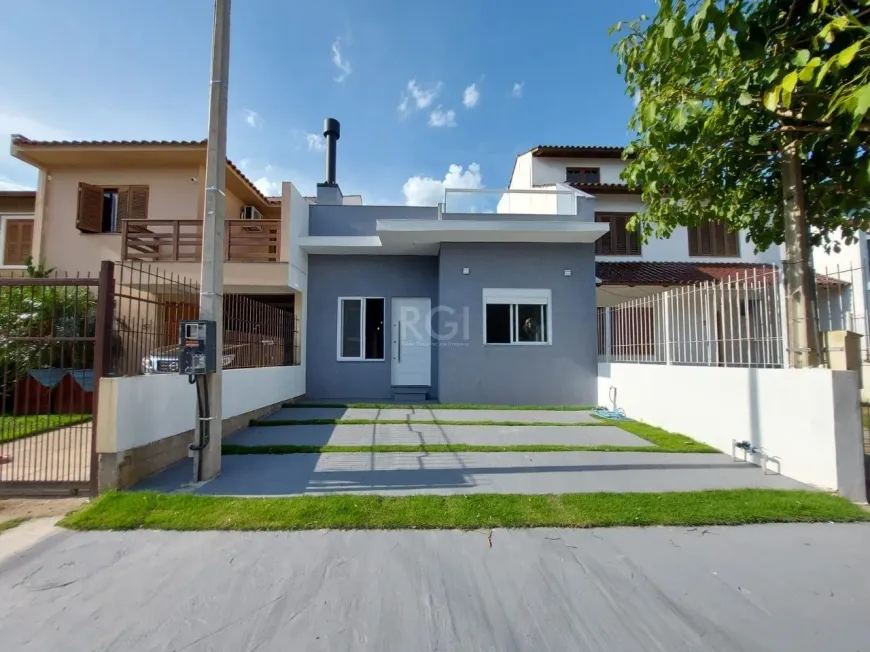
<box><xmin>129</xmin><ymin>186</ymin><xmax>149</xmax><ymax>221</ymax></box>
<box><xmin>595</xmin><ymin>213</ymin><xmax>640</xmax><ymax>256</ymax></box>
<box><xmin>76</xmin><ymin>183</ymin><xmax>104</xmax><ymax>233</ymax></box>
<box><xmin>3</xmin><ymin>220</ymin><xmax>33</xmax><ymax>265</ymax></box>
<box><xmin>116</xmin><ymin>187</ymin><xmax>131</xmax><ymax>231</ymax></box>
<box><xmin>595</xmin><ymin>213</ymin><xmax>611</xmax><ymax>255</ymax></box>
<box><xmin>689</xmin><ymin>221</ymin><xmax>739</xmax><ymax>257</ymax></box>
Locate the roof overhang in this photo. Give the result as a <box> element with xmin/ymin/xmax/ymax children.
<box><xmin>377</xmin><ymin>219</ymin><xmax>609</xmax><ymax>245</ymax></box>
<box><xmin>9</xmin><ymin>137</ymin><xmax>274</xmax><ymax>212</ymax></box>
<box><xmin>298</xmin><ymin>236</ymin><xmax>439</xmax><ymax>255</ymax></box>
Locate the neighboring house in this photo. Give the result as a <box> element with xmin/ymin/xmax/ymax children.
<box><xmin>293</xmin><ymin>120</ymin><xmax>608</xmax><ymax>404</ymax></box>
<box><xmin>506</xmin><ymin>145</ymin><xmax>784</xmax><ymax>308</ymax></box>
<box><xmin>0</xmin><ymin>190</ymin><xmax>36</xmax><ymax>276</ymax></box>
<box><xmin>9</xmin><ymin>136</ymin><xmax>291</xmax><ymax>293</ymax></box>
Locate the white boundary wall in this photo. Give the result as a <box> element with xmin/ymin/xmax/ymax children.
<box><xmin>598</xmin><ymin>363</ymin><xmax>867</xmax><ymax>502</ymax></box>
<box><xmin>97</xmin><ymin>366</ymin><xmax>305</xmax><ymax>454</ymax></box>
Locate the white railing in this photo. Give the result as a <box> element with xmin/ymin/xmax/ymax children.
<box><xmin>442</xmin><ymin>188</ymin><xmax>576</xmax><ymax>216</ymax></box>
<box><xmin>815</xmin><ymin>263</ymin><xmax>869</xmax><ymax>358</ymax></box>
<box><xmin>598</xmin><ymin>266</ymin><xmax>786</xmax><ymax>368</ymax></box>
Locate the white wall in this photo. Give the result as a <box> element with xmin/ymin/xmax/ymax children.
<box><xmin>516</xmin><ymin>156</ymin><xmax>779</xmax><ymax>264</ymax></box>
<box><xmin>532</xmin><ymin>157</ymin><xmax>627</xmax><ymax>186</ymax></box>
<box><xmin>97</xmin><ymin>365</ymin><xmax>306</xmax><ymax>454</ymax></box>
<box><xmin>598</xmin><ymin>363</ymin><xmax>866</xmax><ymax>501</ymax></box>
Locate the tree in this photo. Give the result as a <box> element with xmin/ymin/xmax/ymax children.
<box><xmin>611</xmin><ymin>0</ymin><xmax>870</xmax><ymax>366</ymax></box>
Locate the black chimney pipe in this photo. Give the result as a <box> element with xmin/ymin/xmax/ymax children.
<box><xmin>323</xmin><ymin>118</ymin><xmax>340</xmax><ymax>185</ymax></box>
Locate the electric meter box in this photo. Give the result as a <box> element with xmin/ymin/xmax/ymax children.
<box><xmin>178</xmin><ymin>320</ymin><xmax>217</xmax><ymax>375</ymax></box>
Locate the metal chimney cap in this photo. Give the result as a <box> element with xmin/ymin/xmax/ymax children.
<box><xmin>324</xmin><ymin>118</ymin><xmax>340</xmax><ymax>139</ymax></box>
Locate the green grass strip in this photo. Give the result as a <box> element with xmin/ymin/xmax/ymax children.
<box><xmin>0</xmin><ymin>414</ymin><xmax>92</xmax><ymax>443</ymax></box>
<box><xmin>0</xmin><ymin>517</ymin><xmax>28</xmax><ymax>534</ymax></box>
<box><xmin>60</xmin><ymin>490</ymin><xmax>870</xmax><ymax>532</ymax></box>
<box><xmin>252</xmin><ymin>418</ymin><xmax>606</xmax><ymax>427</ymax></box>
<box><xmin>591</xmin><ymin>417</ymin><xmax>718</xmax><ymax>453</ymax></box>
<box><xmin>283</xmin><ymin>402</ymin><xmax>593</xmax><ymax>411</ymax></box>
<box><xmin>223</xmin><ymin>444</ymin><xmax>679</xmax><ymax>455</ymax></box>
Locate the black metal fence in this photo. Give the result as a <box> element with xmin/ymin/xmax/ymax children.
<box><xmin>109</xmin><ymin>261</ymin><xmax>299</xmax><ymax>377</ymax></box>
<box><xmin>0</xmin><ymin>271</ymin><xmax>109</xmax><ymax>495</ymax></box>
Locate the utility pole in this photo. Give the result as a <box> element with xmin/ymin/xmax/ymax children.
<box><xmin>195</xmin><ymin>0</ymin><xmax>231</xmax><ymax>481</ymax></box>
<box><xmin>781</xmin><ymin>139</ymin><xmax>820</xmax><ymax>368</ymax></box>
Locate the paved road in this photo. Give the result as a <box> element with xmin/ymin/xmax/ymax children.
<box><xmin>139</xmin><ymin>451</ymin><xmax>809</xmax><ymax>496</ymax></box>
<box><xmin>1</xmin><ymin>523</ymin><xmax>869</xmax><ymax>651</ymax></box>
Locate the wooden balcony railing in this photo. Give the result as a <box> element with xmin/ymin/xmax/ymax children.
<box><xmin>121</xmin><ymin>219</ymin><xmax>281</xmax><ymax>263</ymax></box>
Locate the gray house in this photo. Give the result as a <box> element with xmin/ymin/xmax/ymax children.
<box><xmin>295</xmin><ymin>120</ymin><xmax>608</xmax><ymax>405</ymax></box>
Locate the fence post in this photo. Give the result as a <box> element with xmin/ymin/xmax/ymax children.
<box><xmin>604</xmin><ymin>307</ymin><xmax>612</xmax><ymax>363</ymax></box>
<box><xmin>663</xmin><ymin>290</ymin><xmax>672</xmax><ymax>365</ymax></box>
<box><xmin>776</xmin><ymin>263</ymin><xmax>790</xmax><ymax>368</ymax></box>
<box><xmin>90</xmin><ymin>260</ymin><xmax>115</xmax><ymax>495</ymax></box>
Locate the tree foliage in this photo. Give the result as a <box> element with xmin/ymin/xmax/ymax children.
<box><xmin>611</xmin><ymin>0</ymin><xmax>870</xmax><ymax>251</ymax></box>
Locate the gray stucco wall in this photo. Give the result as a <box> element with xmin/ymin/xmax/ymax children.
<box><xmin>437</xmin><ymin>243</ymin><xmax>598</xmax><ymax>406</ymax></box>
<box><xmin>306</xmin><ymin>255</ymin><xmax>439</xmax><ymax>399</ymax></box>
<box><xmin>309</xmin><ymin>205</ymin><xmax>437</xmax><ymax>236</ymax></box>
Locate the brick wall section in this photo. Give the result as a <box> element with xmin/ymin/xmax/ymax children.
<box><xmin>97</xmin><ymin>395</ymin><xmax>303</xmax><ymax>491</ymax></box>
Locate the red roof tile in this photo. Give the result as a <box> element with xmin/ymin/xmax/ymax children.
<box><xmin>531</xmin><ymin>145</ymin><xmax>628</xmax><ymax>159</ymax></box>
<box><xmin>568</xmin><ymin>182</ymin><xmax>640</xmax><ymax>195</ymax></box>
<box><xmin>11</xmin><ymin>135</ymin><xmax>206</xmax><ymax>147</ymax></box>
<box><xmin>597</xmin><ymin>262</ymin><xmax>845</xmax><ymax>288</ymax></box>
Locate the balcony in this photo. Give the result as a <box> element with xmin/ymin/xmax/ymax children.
<box><xmin>441</xmin><ymin>188</ymin><xmax>579</xmax><ymax>218</ymax></box>
<box><xmin>121</xmin><ymin>219</ymin><xmax>281</xmax><ymax>263</ymax></box>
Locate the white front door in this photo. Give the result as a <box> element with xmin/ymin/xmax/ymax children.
<box><xmin>391</xmin><ymin>297</ymin><xmax>432</xmax><ymax>386</ymax></box>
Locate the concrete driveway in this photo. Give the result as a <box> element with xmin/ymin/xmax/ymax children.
<box><xmin>2</xmin><ymin>522</ymin><xmax>869</xmax><ymax>651</ymax></box>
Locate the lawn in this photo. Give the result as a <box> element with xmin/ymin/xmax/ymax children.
<box><xmin>283</xmin><ymin>402</ymin><xmax>594</xmax><ymax>411</ymax></box>
<box><xmin>0</xmin><ymin>414</ymin><xmax>91</xmax><ymax>443</ymax></box>
<box><xmin>61</xmin><ymin>489</ymin><xmax>870</xmax><ymax>532</ymax></box>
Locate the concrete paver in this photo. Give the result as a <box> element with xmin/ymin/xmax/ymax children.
<box><xmin>138</xmin><ymin>451</ymin><xmax>810</xmax><ymax>496</ymax></box>
<box><xmin>229</xmin><ymin>422</ymin><xmax>653</xmax><ymax>448</ymax></box>
<box><xmin>1</xmin><ymin>524</ymin><xmax>869</xmax><ymax>651</ymax></box>
<box><xmin>265</xmin><ymin>407</ymin><xmax>596</xmax><ymax>423</ymax></box>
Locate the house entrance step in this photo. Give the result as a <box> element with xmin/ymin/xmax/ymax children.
<box><xmin>391</xmin><ymin>386</ymin><xmax>429</xmax><ymax>402</ymax></box>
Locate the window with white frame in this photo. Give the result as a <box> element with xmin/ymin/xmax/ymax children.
<box><xmin>337</xmin><ymin>297</ymin><xmax>385</xmax><ymax>360</ymax></box>
<box><xmin>483</xmin><ymin>289</ymin><xmax>551</xmax><ymax>345</ymax></box>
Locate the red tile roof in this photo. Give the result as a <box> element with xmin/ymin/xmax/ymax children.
<box><xmin>568</xmin><ymin>182</ymin><xmax>640</xmax><ymax>195</ymax></box>
<box><xmin>11</xmin><ymin>135</ymin><xmax>206</xmax><ymax>147</ymax></box>
<box><xmin>11</xmin><ymin>135</ymin><xmax>272</xmax><ymax>205</ymax></box>
<box><xmin>531</xmin><ymin>145</ymin><xmax>628</xmax><ymax>159</ymax></box>
<box><xmin>597</xmin><ymin>262</ymin><xmax>846</xmax><ymax>288</ymax></box>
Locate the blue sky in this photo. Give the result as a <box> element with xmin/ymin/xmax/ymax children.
<box><xmin>0</xmin><ymin>0</ymin><xmax>648</xmax><ymax>204</ymax></box>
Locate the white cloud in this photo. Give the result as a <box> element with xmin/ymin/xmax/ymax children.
<box><xmin>332</xmin><ymin>39</ymin><xmax>352</xmax><ymax>82</ymax></box>
<box><xmin>402</xmin><ymin>163</ymin><xmax>482</xmax><ymax>206</ymax></box>
<box><xmin>305</xmin><ymin>133</ymin><xmax>325</xmax><ymax>152</ymax></box>
<box><xmin>462</xmin><ymin>84</ymin><xmax>480</xmax><ymax>108</ymax></box>
<box><xmin>244</xmin><ymin>109</ymin><xmax>263</xmax><ymax>127</ymax></box>
<box><xmin>511</xmin><ymin>82</ymin><xmax>524</xmax><ymax>98</ymax></box>
<box><xmin>428</xmin><ymin>107</ymin><xmax>457</xmax><ymax>128</ymax></box>
<box><xmin>633</xmin><ymin>90</ymin><xmax>642</xmax><ymax>106</ymax></box>
<box><xmin>253</xmin><ymin>177</ymin><xmax>281</xmax><ymax>196</ymax></box>
<box><xmin>238</xmin><ymin>158</ymin><xmax>250</xmax><ymax>170</ymax></box>
<box><xmin>398</xmin><ymin>80</ymin><xmax>442</xmax><ymax>114</ymax></box>
<box><xmin>0</xmin><ymin>177</ymin><xmax>33</xmax><ymax>191</ymax></box>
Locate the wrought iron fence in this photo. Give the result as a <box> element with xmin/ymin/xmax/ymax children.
<box><xmin>597</xmin><ymin>265</ymin><xmax>785</xmax><ymax>368</ymax></box>
<box><xmin>109</xmin><ymin>261</ymin><xmax>299</xmax><ymax>377</ymax></box>
<box><xmin>0</xmin><ymin>271</ymin><xmax>107</xmax><ymax>494</ymax></box>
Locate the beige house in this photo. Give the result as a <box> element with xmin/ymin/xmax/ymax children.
<box><xmin>0</xmin><ymin>190</ymin><xmax>36</xmax><ymax>276</ymax></box>
<box><xmin>10</xmin><ymin>136</ymin><xmax>291</xmax><ymax>294</ymax></box>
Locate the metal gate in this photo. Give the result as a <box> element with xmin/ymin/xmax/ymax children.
<box><xmin>0</xmin><ymin>268</ymin><xmax>110</xmax><ymax>496</ymax></box>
